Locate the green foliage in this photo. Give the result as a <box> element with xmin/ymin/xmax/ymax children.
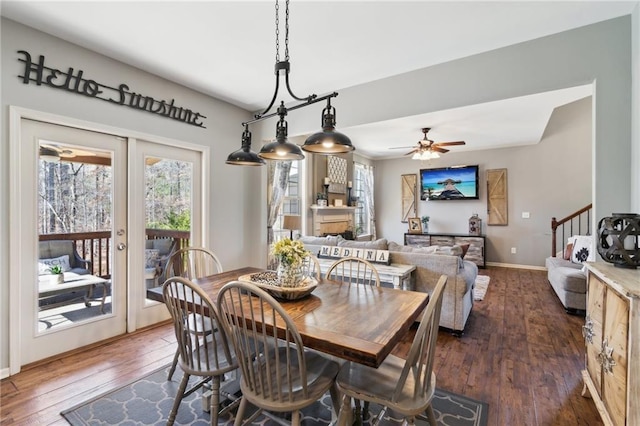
<box><xmin>148</xmin><ymin>210</ymin><xmax>191</xmax><ymax>231</ymax></box>
<box><xmin>49</xmin><ymin>265</ymin><xmax>63</xmax><ymax>274</ymax></box>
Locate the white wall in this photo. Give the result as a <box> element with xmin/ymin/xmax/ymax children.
<box><xmin>632</xmin><ymin>3</ymin><xmax>640</xmax><ymax>212</ymax></box>
<box><xmin>376</xmin><ymin>97</ymin><xmax>592</xmax><ymax>267</ymax></box>
<box><xmin>0</xmin><ymin>18</ymin><xmax>263</xmax><ymax>371</ymax></box>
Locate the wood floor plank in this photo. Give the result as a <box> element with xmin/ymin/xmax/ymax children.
<box><xmin>0</xmin><ymin>267</ymin><xmax>604</xmax><ymax>425</ymax></box>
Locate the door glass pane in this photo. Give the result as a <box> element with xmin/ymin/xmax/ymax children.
<box><xmin>144</xmin><ymin>157</ymin><xmax>192</xmax><ymax>298</ymax></box>
<box><xmin>37</xmin><ymin>142</ymin><xmax>113</xmax><ymax>332</ymax></box>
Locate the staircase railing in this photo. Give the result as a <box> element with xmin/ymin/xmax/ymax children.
<box><xmin>551</xmin><ymin>204</ymin><xmax>593</xmax><ymax>257</ymax></box>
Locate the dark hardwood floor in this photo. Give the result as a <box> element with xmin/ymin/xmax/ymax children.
<box><xmin>0</xmin><ymin>266</ymin><xmax>602</xmax><ymax>425</ymax></box>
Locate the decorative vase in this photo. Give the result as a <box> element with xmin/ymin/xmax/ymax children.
<box><xmin>277</xmin><ymin>263</ymin><xmax>303</xmax><ymax>288</ymax></box>
<box><xmin>422</xmin><ymin>222</ymin><xmax>429</xmax><ymax>234</ymax></box>
<box><xmin>597</xmin><ymin>213</ymin><xmax>639</xmax><ymax>269</ymax></box>
<box><xmin>469</xmin><ymin>214</ymin><xmax>482</xmax><ymax>236</ymax></box>
<box><xmin>317</xmin><ymin>199</ymin><xmax>328</xmax><ymax>207</ymax></box>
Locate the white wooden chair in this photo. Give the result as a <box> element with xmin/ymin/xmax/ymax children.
<box><xmin>336</xmin><ymin>275</ymin><xmax>448</xmax><ymax>426</ymax></box>
<box><xmin>162</xmin><ymin>277</ymin><xmax>239</xmax><ymax>426</ymax></box>
<box><xmin>325</xmin><ymin>257</ymin><xmax>380</xmax><ymax>287</ymax></box>
<box><xmin>301</xmin><ymin>254</ymin><xmax>322</xmax><ymax>280</ymax></box>
<box><xmin>217</xmin><ymin>280</ymin><xmax>341</xmax><ymax>426</ymax></box>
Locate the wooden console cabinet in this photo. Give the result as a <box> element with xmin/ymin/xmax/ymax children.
<box><xmin>404</xmin><ymin>233</ymin><xmax>486</xmax><ymax>268</ymax></box>
<box><xmin>582</xmin><ymin>262</ymin><xmax>640</xmax><ymax>426</ymax></box>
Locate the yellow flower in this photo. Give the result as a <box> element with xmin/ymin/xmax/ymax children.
<box><xmin>271</xmin><ymin>238</ymin><xmax>310</xmax><ymax>267</ymax></box>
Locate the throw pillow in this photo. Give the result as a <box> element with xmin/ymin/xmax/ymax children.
<box><xmin>563</xmin><ymin>242</ymin><xmax>574</xmax><ymax>261</ymax></box>
<box><xmin>432</xmin><ymin>245</ymin><xmax>464</xmax><ymax>257</ymax></box>
<box><xmin>570</xmin><ymin>235</ymin><xmax>595</xmax><ymax>264</ymax></box>
<box><xmin>338</xmin><ymin>238</ymin><xmax>388</xmax><ymax>250</ymax></box>
<box><xmin>145</xmin><ymin>249</ymin><xmax>160</xmax><ymax>268</ymax></box>
<box><xmin>459</xmin><ymin>243</ymin><xmax>470</xmax><ymax>259</ymax></box>
<box><xmin>39</xmin><ymin>254</ymin><xmax>72</xmax><ymax>274</ymax></box>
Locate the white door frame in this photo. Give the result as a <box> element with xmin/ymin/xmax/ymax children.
<box><xmin>8</xmin><ymin>106</ymin><xmax>210</xmax><ymax>375</ymax></box>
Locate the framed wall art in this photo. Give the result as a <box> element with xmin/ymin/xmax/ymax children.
<box><xmin>401</xmin><ymin>174</ymin><xmax>417</xmax><ymax>223</ymax></box>
<box><xmin>327</xmin><ymin>155</ymin><xmax>347</xmax><ymax>194</ymax></box>
<box><xmin>408</xmin><ymin>217</ymin><xmax>422</xmax><ymax>234</ymax></box>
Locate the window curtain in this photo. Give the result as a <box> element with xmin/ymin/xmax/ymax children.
<box><xmin>363</xmin><ymin>165</ymin><xmax>376</xmax><ymax>240</ymax></box>
<box><xmin>267</xmin><ymin>161</ymin><xmax>292</xmax><ymax>268</ymax></box>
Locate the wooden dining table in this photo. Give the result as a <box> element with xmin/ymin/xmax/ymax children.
<box><xmin>147</xmin><ymin>267</ymin><xmax>429</xmax><ymax>368</ymax></box>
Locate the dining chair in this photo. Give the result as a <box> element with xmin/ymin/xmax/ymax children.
<box><xmin>301</xmin><ymin>254</ymin><xmax>322</xmax><ymax>280</ymax></box>
<box><xmin>162</xmin><ymin>277</ymin><xmax>239</xmax><ymax>426</ymax></box>
<box><xmin>165</xmin><ymin>246</ymin><xmax>224</xmax><ymax>380</ymax></box>
<box><xmin>217</xmin><ymin>280</ymin><xmax>341</xmax><ymax>426</ymax></box>
<box><xmin>335</xmin><ymin>274</ymin><xmax>447</xmax><ymax>426</ymax></box>
<box><xmin>326</xmin><ymin>256</ymin><xmax>381</xmax><ymax>287</ymax></box>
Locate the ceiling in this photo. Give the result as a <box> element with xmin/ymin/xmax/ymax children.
<box><xmin>1</xmin><ymin>1</ymin><xmax>635</xmax><ymax>159</ymax></box>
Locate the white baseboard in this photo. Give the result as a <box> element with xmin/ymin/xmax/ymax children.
<box><xmin>486</xmin><ymin>261</ymin><xmax>546</xmax><ymax>271</ymax></box>
<box><xmin>1</xmin><ymin>367</ymin><xmax>10</xmax><ymax>379</ymax></box>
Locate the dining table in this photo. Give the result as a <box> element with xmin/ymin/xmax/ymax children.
<box><xmin>147</xmin><ymin>266</ymin><xmax>429</xmax><ymax>368</ymax></box>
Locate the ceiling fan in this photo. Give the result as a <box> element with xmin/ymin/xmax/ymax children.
<box><xmin>39</xmin><ymin>144</ymin><xmax>97</xmax><ymax>162</ymax></box>
<box><xmin>390</xmin><ymin>127</ymin><xmax>466</xmax><ymax>159</ymax></box>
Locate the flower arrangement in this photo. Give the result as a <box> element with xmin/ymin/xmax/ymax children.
<box><xmin>271</xmin><ymin>238</ymin><xmax>310</xmax><ymax>268</ymax></box>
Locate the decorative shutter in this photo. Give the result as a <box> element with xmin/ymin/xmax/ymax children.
<box><xmin>487</xmin><ymin>168</ymin><xmax>508</xmax><ymax>225</ymax></box>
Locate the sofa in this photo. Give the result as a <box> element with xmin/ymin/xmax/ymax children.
<box><xmin>145</xmin><ymin>238</ymin><xmax>178</xmax><ymax>288</ymax></box>
<box><xmin>298</xmin><ymin>235</ymin><xmax>478</xmax><ymax>335</ymax></box>
<box><xmin>39</xmin><ymin>240</ymin><xmax>91</xmax><ymax>275</ymax></box>
<box><xmin>544</xmin><ymin>234</ymin><xmax>595</xmax><ymax>313</ymax></box>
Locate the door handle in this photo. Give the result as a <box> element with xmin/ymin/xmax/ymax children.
<box><xmin>117</xmin><ymin>243</ymin><xmax>127</xmax><ymax>251</ymax></box>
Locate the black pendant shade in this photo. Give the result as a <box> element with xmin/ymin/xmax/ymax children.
<box><xmin>226</xmin><ymin>126</ymin><xmax>265</xmax><ymax>166</ymax></box>
<box><xmin>258</xmin><ymin>112</ymin><xmax>305</xmax><ymax>161</ymax></box>
<box><xmin>303</xmin><ymin>99</ymin><xmax>354</xmax><ymax>154</ymax></box>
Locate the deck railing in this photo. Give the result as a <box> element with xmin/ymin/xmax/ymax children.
<box><xmin>39</xmin><ymin>229</ymin><xmax>190</xmax><ymax>278</ymax></box>
<box><xmin>551</xmin><ymin>204</ymin><xmax>592</xmax><ymax>257</ymax></box>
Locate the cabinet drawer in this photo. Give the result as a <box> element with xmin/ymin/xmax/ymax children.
<box><xmin>405</xmin><ymin>234</ymin><xmax>431</xmax><ymax>247</ymax></box>
<box><xmin>430</xmin><ymin>236</ymin><xmax>454</xmax><ymax>246</ymax></box>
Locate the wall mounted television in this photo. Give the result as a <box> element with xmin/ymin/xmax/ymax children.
<box><xmin>420</xmin><ymin>165</ymin><xmax>479</xmax><ymax>200</ymax></box>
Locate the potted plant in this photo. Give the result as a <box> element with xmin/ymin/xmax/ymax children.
<box><xmin>48</xmin><ymin>264</ymin><xmax>64</xmax><ymax>284</ymax></box>
<box><xmin>271</xmin><ymin>238</ymin><xmax>310</xmax><ymax>287</ymax></box>
<box><xmin>316</xmin><ymin>192</ymin><xmax>328</xmax><ymax>207</ymax></box>
<box><xmin>421</xmin><ymin>215</ymin><xmax>430</xmax><ymax>234</ymax></box>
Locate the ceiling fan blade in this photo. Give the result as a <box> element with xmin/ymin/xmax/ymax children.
<box><xmin>389</xmin><ymin>146</ymin><xmax>418</xmax><ymax>150</ymax></box>
<box><xmin>404</xmin><ymin>149</ymin><xmax>418</xmax><ymax>156</ymax></box>
<box><xmin>434</xmin><ymin>141</ymin><xmax>466</xmax><ymax>146</ymax></box>
<box><xmin>432</xmin><ymin>147</ymin><xmax>449</xmax><ymax>153</ymax></box>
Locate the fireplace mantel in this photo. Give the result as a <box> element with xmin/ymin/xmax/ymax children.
<box><xmin>310</xmin><ymin>205</ymin><xmax>357</xmax><ymax>237</ymax></box>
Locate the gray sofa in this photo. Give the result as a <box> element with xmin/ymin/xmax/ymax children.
<box><xmin>545</xmin><ymin>255</ymin><xmax>586</xmax><ymax>313</ymax></box>
<box><xmin>298</xmin><ymin>235</ymin><xmax>477</xmax><ymax>334</ymax></box>
<box><xmin>39</xmin><ymin>240</ymin><xmax>91</xmax><ymax>275</ymax></box>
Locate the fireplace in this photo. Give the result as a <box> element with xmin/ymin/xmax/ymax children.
<box><xmin>311</xmin><ymin>205</ymin><xmax>357</xmax><ymax>239</ymax></box>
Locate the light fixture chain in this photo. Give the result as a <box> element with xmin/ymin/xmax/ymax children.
<box><xmin>284</xmin><ymin>0</ymin><xmax>290</xmax><ymax>61</ymax></box>
<box><xmin>275</xmin><ymin>0</ymin><xmax>280</xmax><ymax>62</ymax></box>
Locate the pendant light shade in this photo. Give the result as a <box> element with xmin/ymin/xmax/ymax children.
<box><xmin>303</xmin><ymin>99</ymin><xmax>354</xmax><ymax>154</ymax></box>
<box><xmin>258</xmin><ymin>111</ymin><xmax>305</xmax><ymax>161</ymax></box>
<box><xmin>226</xmin><ymin>126</ymin><xmax>265</xmax><ymax>166</ymax></box>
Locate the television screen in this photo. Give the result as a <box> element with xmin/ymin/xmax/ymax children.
<box><xmin>420</xmin><ymin>165</ymin><xmax>479</xmax><ymax>200</ymax></box>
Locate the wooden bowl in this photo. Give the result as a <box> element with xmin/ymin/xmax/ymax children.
<box><xmin>237</xmin><ymin>272</ymin><xmax>318</xmax><ymax>301</ymax></box>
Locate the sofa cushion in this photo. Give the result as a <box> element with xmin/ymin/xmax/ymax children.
<box><xmin>145</xmin><ymin>249</ymin><xmax>160</xmax><ymax>268</ymax></box>
<box><xmin>338</xmin><ymin>238</ymin><xmax>388</xmax><ymax>250</ymax></box>
<box><xmin>298</xmin><ymin>235</ymin><xmax>343</xmax><ymax>246</ymax></box>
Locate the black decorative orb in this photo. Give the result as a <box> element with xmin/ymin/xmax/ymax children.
<box><xmin>597</xmin><ymin>213</ymin><xmax>640</xmax><ymax>269</ymax></box>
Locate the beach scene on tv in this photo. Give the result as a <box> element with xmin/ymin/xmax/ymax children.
<box><xmin>420</xmin><ymin>166</ymin><xmax>479</xmax><ymax>200</ymax></box>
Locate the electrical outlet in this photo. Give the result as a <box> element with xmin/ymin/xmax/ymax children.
<box><xmin>522</xmin><ymin>212</ymin><xmax>530</xmax><ymax>219</ymax></box>
<box><xmin>511</xmin><ymin>247</ymin><xmax>517</xmax><ymax>254</ymax></box>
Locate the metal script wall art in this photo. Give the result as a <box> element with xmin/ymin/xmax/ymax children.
<box><xmin>17</xmin><ymin>50</ymin><xmax>206</xmax><ymax>128</ymax></box>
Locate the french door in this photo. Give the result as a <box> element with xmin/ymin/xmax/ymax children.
<box><xmin>10</xmin><ymin>115</ymin><xmax>206</xmax><ymax>371</ymax></box>
<box><xmin>16</xmin><ymin>119</ymin><xmax>128</xmax><ymax>365</ymax></box>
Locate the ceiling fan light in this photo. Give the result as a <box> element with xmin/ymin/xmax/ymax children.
<box><xmin>39</xmin><ymin>146</ymin><xmax>60</xmax><ymax>162</ymax></box>
<box><xmin>430</xmin><ymin>151</ymin><xmax>440</xmax><ymax>159</ymax></box>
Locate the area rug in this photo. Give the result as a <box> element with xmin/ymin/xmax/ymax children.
<box><xmin>61</xmin><ymin>365</ymin><xmax>488</xmax><ymax>426</ymax></box>
<box><xmin>473</xmin><ymin>275</ymin><xmax>490</xmax><ymax>301</ymax></box>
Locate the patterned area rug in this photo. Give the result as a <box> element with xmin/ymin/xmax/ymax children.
<box><xmin>473</xmin><ymin>275</ymin><xmax>491</xmax><ymax>301</ymax></box>
<box><xmin>62</xmin><ymin>365</ymin><xmax>488</xmax><ymax>426</ymax></box>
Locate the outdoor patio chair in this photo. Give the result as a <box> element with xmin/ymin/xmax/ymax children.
<box><xmin>39</xmin><ymin>240</ymin><xmax>91</xmax><ymax>275</ymax></box>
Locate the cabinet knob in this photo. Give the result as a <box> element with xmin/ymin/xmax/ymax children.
<box><xmin>582</xmin><ymin>315</ymin><xmax>594</xmax><ymax>344</ymax></box>
<box><xmin>597</xmin><ymin>338</ymin><xmax>617</xmax><ymax>374</ymax></box>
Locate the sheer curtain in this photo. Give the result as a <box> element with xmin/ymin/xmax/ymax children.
<box><xmin>363</xmin><ymin>165</ymin><xmax>376</xmax><ymax>240</ymax></box>
<box><xmin>267</xmin><ymin>161</ymin><xmax>292</xmax><ymax>268</ymax></box>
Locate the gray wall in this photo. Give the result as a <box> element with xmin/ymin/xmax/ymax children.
<box><xmin>253</xmin><ymin>15</ymin><xmax>636</xmax><ymax>268</ymax></box>
<box><xmin>376</xmin><ymin>96</ymin><xmax>592</xmax><ymax>267</ymax></box>
<box><xmin>0</xmin><ymin>18</ymin><xmax>263</xmax><ymax>371</ymax></box>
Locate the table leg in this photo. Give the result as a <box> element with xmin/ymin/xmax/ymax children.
<box><xmin>392</xmin><ymin>276</ymin><xmax>401</xmax><ymax>290</ymax></box>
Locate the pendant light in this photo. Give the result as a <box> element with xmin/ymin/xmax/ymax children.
<box><xmin>257</xmin><ymin>103</ymin><xmax>305</xmax><ymax>160</ymax></box>
<box><xmin>302</xmin><ymin>97</ymin><xmax>354</xmax><ymax>154</ymax></box>
<box><xmin>225</xmin><ymin>125</ymin><xmax>265</xmax><ymax>166</ymax></box>
<box><xmin>226</xmin><ymin>0</ymin><xmax>353</xmax><ymax>165</ymax></box>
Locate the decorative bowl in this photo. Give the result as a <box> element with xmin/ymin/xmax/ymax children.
<box><xmin>238</xmin><ymin>271</ymin><xmax>318</xmax><ymax>301</ymax></box>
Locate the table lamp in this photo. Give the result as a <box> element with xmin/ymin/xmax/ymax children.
<box><xmin>282</xmin><ymin>215</ymin><xmax>302</xmax><ymax>239</ymax></box>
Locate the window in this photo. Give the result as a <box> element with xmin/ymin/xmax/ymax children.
<box><xmin>353</xmin><ymin>162</ymin><xmax>371</xmax><ymax>237</ymax></box>
<box><xmin>272</xmin><ymin>160</ymin><xmax>303</xmax><ymax>241</ymax></box>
